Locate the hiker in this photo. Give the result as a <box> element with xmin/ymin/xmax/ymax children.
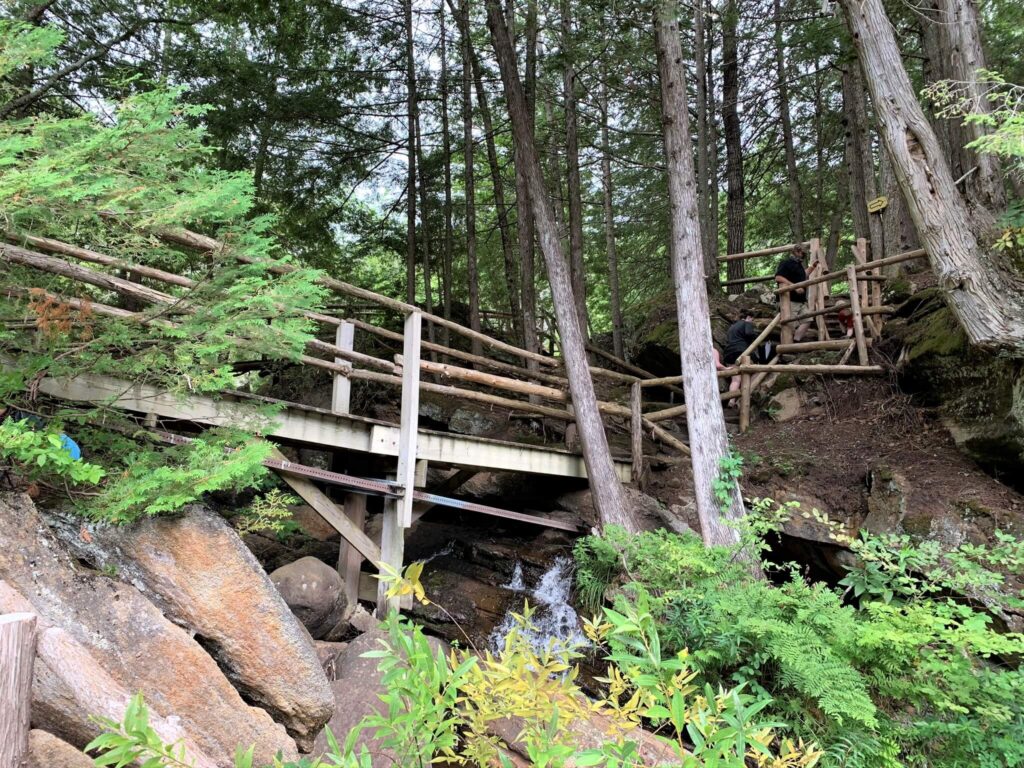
<box><xmin>719</xmin><ymin>314</ymin><xmax>763</xmax><ymax>405</ymax></box>
<box><xmin>837</xmin><ymin>306</ymin><xmax>855</xmax><ymax>338</ymax></box>
<box><xmin>774</xmin><ymin>246</ymin><xmax>817</xmax><ymax>342</ymax></box>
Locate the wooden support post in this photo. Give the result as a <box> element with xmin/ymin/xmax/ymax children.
<box><xmin>780</xmin><ymin>291</ymin><xmax>793</xmax><ymax>346</ymax></box>
<box><xmin>0</xmin><ymin>612</ymin><xmax>37</xmax><ymax>768</ymax></box>
<box><xmin>331</xmin><ymin>321</ymin><xmax>354</xmax><ymax>414</ymax></box>
<box><xmin>377</xmin><ymin>476</ymin><xmax>405</xmax><ymax>617</ymax></box>
<box><xmin>630</xmin><ymin>382</ymin><xmax>643</xmax><ymax>482</ymax></box>
<box><xmin>337</xmin><ymin>494</ymin><xmax>367</xmax><ymax>609</ymax></box>
<box><xmin>396</xmin><ymin>312</ymin><xmax>422</xmax><ymax>528</ymax></box>
<box><xmin>810</xmin><ymin>238</ymin><xmax>829</xmax><ymax>341</ymax></box>
<box><xmin>739</xmin><ymin>356</ymin><xmax>752</xmax><ymax>433</ymax></box>
<box><xmin>846</xmin><ymin>265</ymin><xmax>870</xmax><ymax>366</ymax></box>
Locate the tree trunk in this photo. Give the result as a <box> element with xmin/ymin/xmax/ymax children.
<box><xmin>772</xmin><ymin>0</ymin><xmax>804</xmax><ymax>243</ymax></box>
<box><xmin>518</xmin><ymin>0</ymin><xmax>540</xmax><ymax>365</ymax></box>
<box><xmin>449</xmin><ymin>0</ymin><xmax>521</xmax><ymax>329</ymax></box>
<box><xmin>694</xmin><ymin>0</ymin><xmax>718</xmax><ymax>287</ymax></box>
<box><xmin>0</xmin><ymin>612</ymin><xmax>36</xmax><ymax>768</ymax></box>
<box><xmin>600</xmin><ymin>70</ymin><xmax>626</xmax><ymax>361</ymax></box>
<box><xmin>415</xmin><ymin>103</ymin><xmax>437</xmax><ymax>351</ymax></box>
<box><xmin>486</xmin><ymin>0</ymin><xmax>640</xmax><ymax>533</ymax></box>
<box><xmin>404</xmin><ymin>0</ymin><xmax>419</xmax><ymax>305</ymax></box>
<box><xmin>931</xmin><ymin>0</ymin><xmax>1005</xmax><ymax>210</ymax></box>
<box><xmin>458</xmin><ymin>0</ymin><xmax>482</xmax><ymax>357</ymax></box>
<box><xmin>561</xmin><ymin>0</ymin><xmax>589</xmax><ymax>339</ymax></box>
<box><xmin>879</xmin><ymin>149</ymin><xmax>918</xmax><ymax>263</ymax></box>
<box><xmin>841</xmin><ymin>64</ymin><xmax>872</xmax><ymax>245</ymax></box>
<box><xmin>839</xmin><ymin>0</ymin><xmax>1024</xmax><ymax>350</ymax></box>
<box><xmin>440</xmin><ymin>2</ymin><xmax>455</xmax><ymax>345</ymax></box>
<box><xmin>706</xmin><ymin>12</ymin><xmax>720</xmax><ymax>266</ymax></box>
<box><xmin>722</xmin><ymin>0</ymin><xmax>745</xmax><ymax>279</ymax></box>
<box><xmin>655</xmin><ymin>0</ymin><xmax>745</xmax><ymax>546</ymax></box>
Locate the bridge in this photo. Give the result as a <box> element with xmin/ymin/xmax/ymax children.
<box><xmin>1</xmin><ymin>228</ymin><xmax>926</xmax><ymax>614</ymax></box>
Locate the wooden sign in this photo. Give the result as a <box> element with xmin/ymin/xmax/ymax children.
<box><xmin>867</xmin><ymin>196</ymin><xmax>888</xmax><ymax>213</ymax></box>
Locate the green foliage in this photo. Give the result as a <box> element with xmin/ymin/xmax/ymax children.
<box><xmin>574</xmin><ymin>517</ymin><xmax>1024</xmax><ymax>768</ymax></box>
<box><xmin>233</xmin><ymin>488</ymin><xmax>298</xmax><ymax>537</ymax></box>
<box><xmin>713</xmin><ymin>450</ymin><xmax>744</xmax><ymax>512</ymax></box>
<box><xmin>0</xmin><ymin>416</ymin><xmax>104</xmax><ymax>484</ymax></box>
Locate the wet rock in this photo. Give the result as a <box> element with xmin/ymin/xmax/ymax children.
<box><xmin>28</xmin><ymin>730</ymin><xmax>93</xmax><ymax>768</ymax></box>
<box><xmin>312</xmin><ymin>629</ymin><xmax>449</xmax><ymax>766</ymax></box>
<box><xmin>0</xmin><ymin>494</ymin><xmax>295</xmax><ymax>765</ymax></box>
<box><xmin>44</xmin><ymin>505</ymin><xmax>333</xmax><ymax>751</ymax></box>
<box><xmin>270</xmin><ymin>556</ymin><xmax>350</xmax><ymax>640</ymax></box>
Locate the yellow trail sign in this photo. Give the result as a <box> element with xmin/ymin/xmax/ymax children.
<box><xmin>867</xmin><ymin>196</ymin><xmax>888</xmax><ymax>213</ymax></box>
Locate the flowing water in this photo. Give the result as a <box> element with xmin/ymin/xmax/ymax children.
<box><xmin>489</xmin><ymin>556</ymin><xmax>587</xmax><ymax>655</ymax></box>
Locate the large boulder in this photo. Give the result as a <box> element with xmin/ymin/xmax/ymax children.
<box><xmin>0</xmin><ymin>494</ymin><xmax>297</xmax><ymax>766</ymax></box>
<box><xmin>311</xmin><ymin>628</ymin><xmax>448</xmax><ymax>766</ymax></box>
<box><xmin>28</xmin><ymin>730</ymin><xmax>93</xmax><ymax>768</ymax></box>
<box><xmin>891</xmin><ymin>288</ymin><xmax>1024</xmax><ymax>490</ymax></box>
<box><xmin>270</xmin><ymin>556</ymin><xmax>350</xmax><ymax>640</ymax></box>
<box><xmin>43</xmin><ymin>504</ymin><xmax>333</xmax><ymax>751</ymax></box>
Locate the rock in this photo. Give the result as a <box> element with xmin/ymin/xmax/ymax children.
<box><xmin>28</xmin><ymin>730</ymin><xmax>93</xmax><ymax>768</ymax></box>
<box><xmin>780</xmin><ymin>493</ymin><xmax>847</xmax><ymax>545</ymax></box>
<box><xmin>270</xmin><ymin>556</ymin><xmax>350</xmax><ymax>640</ymax></box>
<box><xmin>289</xmin><ymin>504</ymin><xmax>340</xmax><ymax>541</ymax></box>
<box><xmin>769</xmin><ymin>388</ymin><xmax>802</xmax><ymax>422</ymax></box>
<box><xmin>315</xmin><ymin>641</ymin><xmax>348</xmax><ymax>680</ymax></box>
<box><xmin>348</xmin><ymin>604</ymin><xmax>379</xmax><ymax>634</ymax></box>
<box><xmin>862</xmin><ymin>465</ymin><xmax>911</xmax><ymax>534</ymax></box>
<box><xmin>891</xmin><ymin>288</ymin><xmax>1024</xmax><ymax>490</ymax></box>
<box><xmin>44</xmin><ymin>505</ymin><xmax>333</xmax><ymax>751</ymax></box>
<box><xmin>0</xmin><ymin>493</ymin><xmax>296</xmax><ymax>766</ymax></box>
<box><xmin>312</xmin><ymin>629</ymin><xmax>449</xmax><ymax>766</ymax></box>
<box><xmin>449</xmin><ymin>406</ymin><xmax>504</xmax><ymax>437</ymax></box>
<box><xmin>490</xmin><ymin>707</ymin><xmax>678</xmax><ymax>767</ymax></box>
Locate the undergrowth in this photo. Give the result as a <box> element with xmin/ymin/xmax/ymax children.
<box><xmin>573</xmin><ymin>510</ymin><xmax>1024</xmax><ymax>768</ymax></box>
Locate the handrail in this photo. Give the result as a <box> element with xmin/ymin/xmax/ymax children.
<box><xmin>776</xmin><ymin>248</ymin><xmax>926</xmax><ymax>294</ymax></box>
<box><xmin>716</xmin><ymin>242</ymin><xmax>810</xmax><ymax>263</ymax></box>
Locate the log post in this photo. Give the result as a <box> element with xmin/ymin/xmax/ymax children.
<box><xmin>396</xmin><ymin>312</ymin><xmax>422</xmax><ymax>528</ymax></box>
<box><xmin>739</xmin><ymin>356</ymin><xmax>752</xmax><ymax>433</ymax></box>
<box><xmin>337</xmin><ymin>494</ymin><xmax>367</xmax><ymax>610</ymax></box>
<box><xmin>810</xmin><ymin>238</ymin><xmax>829</xmax><ymax>340</ymax></box>
<box><xmin>0</xmin><ymin>612</ymin><xmax>37</xmax><ymax>768</ymax></box>
<box><xmin>376</xmin><ymin>476</ymin><xmax>405</xmax><ymax>617</ymax></box>
<box><xmin>630</xmin><ymin>382</ymin><xmax>643</xmax><ymax>482</ymax></box>
<box><xmin>331</xmin><ymin>321</ymin><xmax>355</xmax><ymax>415</ymax></box>
<box><xmin>780</xmin><ymin>291</ymin><xmax>793</xmax><ymax>345</ymax></box>
<box><xmin>846</xmin><ymin>265</ymin><xmax>870</xmax><ymax>366</ymax></box>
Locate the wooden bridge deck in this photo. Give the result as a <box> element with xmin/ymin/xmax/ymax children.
<box><xmin>32</xmin><ymin>369</ymin><xmax>632</xmax><ymax>482</ymax></box>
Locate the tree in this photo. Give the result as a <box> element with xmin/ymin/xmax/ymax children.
<box><xmin>722</xmin><ymin>0</ymin><xmax>745</xmax><ymax>279</ymax></box>
<box><xmin>772</xmin><ymin>0</ymin><xmax>804</xmax><ymax>243</ymax></box>
<box><xmin>484</xmin><ymin>0</ymin><xmax>640</xmax><ymax>534</ymax></box>
<box><xmin>839</xmin><ymin>0</ymin><xmax>1024</xmax><ymax>351</ymax></box>
<box><xmin>654</xmin><ymin>0</ymin><xmax>745</xmax><ymax>546</ymax></box>
<box><xmin>561</xmin><ymin>0</ymin><xmax>589</xmax><ymax>339</ymax></box>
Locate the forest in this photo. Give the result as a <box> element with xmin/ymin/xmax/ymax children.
<box><xmin>1</xmin><ymin>0</ymin><xmax>1023</xmax><ymax>766</ymax></box>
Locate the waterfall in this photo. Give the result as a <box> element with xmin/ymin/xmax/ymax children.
<box><xmin>503</xmin><ymin>561</ymin><xmax>526</xmax><ymax>591</ymax></box>
<box><xmin>489</xmin><ymin>556</ymin><xmax>587</xmax><ymax>655</ymax></box>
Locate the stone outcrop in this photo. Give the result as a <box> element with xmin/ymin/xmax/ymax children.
<box><xmin>44</xmin><ymin>504</ymin><xmax>333</xmax><ymax>751</ymax></box>
<box><xmin>29</xmin><ymin>730</ymin><xmax>96</xmax><ymax>768</ymax></box>
<box><xmin>891</xmin><ymin>288</ymin><xmax>1024</xmax><ymax>490</ymax></box>
<box><xmin>0</xmin><ymin>494</ymin><xmax>297</xmax><ymax>766</ymax></box>
<box><xmin>270</xmin><ymin>556</ymin><xmax>350</xmax><ymax>640</ymax></box>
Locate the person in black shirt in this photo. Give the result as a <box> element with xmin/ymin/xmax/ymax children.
<box><xmin>774</xmin><ymin>246</ymin><xmax>816</xmax><ymax>341</ymax></box>
<box><xmin>717</xmin><ymin>314</ymin><xmax>765</xmax><ymax>406</ymax></box>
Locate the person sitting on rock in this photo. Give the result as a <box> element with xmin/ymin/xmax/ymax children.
<box><xmin>774</xmin><ymin>246</ymin><xmax>818</xmax><ymax>342</ymax></box>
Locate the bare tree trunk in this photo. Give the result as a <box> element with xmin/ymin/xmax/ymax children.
<box><xmin>440</xmin><ymin>2</ymin><xmax>455</xmax><ymax>345</ymax></box>
<box><xmin>655</xmin><ymin>0</ymin><xmax>745</xmax><ymax>546</ymax></box>
<box><xmin>722</xmin><ymin>0</ymin><xmax>745</xmax><ymax>280</ymax></box>
<box><xmin>839</xmin><ymin>0</ymin><xmax>1024</xmax><ymax>350</ymax></box>
<box><xmin>842</xmin><ymin>64</ymin><xmax>872</xmax><ymax>245</ymax></box>
<box><xmin>600</xmin><ymin>70</ymin><xmax>626</xmax><ymax>361</ymax></box>
<box><xmin>518</xmin><ymin>0</ymin><xmax>540</xmax><ymax>366</ymax></box>
<box><xmin>825</xmin><ymin>177</ymin><xmax>848</xmax><ymax>269</ymax></box>
<box><xmin>450</xmin><ymin>0</ymin><xmax>521</xmax><ymax>329</ymax></box>
<box><xmin>561</xmin><ymin>0</ymin><xmax>589</xmax><ymax>339</ymax></box>
<box><xmin>415</xmin><ymin>104</ymin><xmax>438</xmax><ymax>351</ymax></box>
<box><xmin>0</xmin><ymin>612</ymin><xmax>36</xmax><ymax>768</ymax></box>
<box><xmin>707</xmin><ymin>14</ymin><xmax>720</xmax><ymax>265</ymax></box>
<box><xmin>931</xmin><ymin>0</ymin><xmax>1005</xmax><ymax>210</ymax></box>
<box><xmin>694</xmin><ymin>0</ymin><xmax>718</xmax><ymax>287</ymax></box>
<box><xmin>404</xmin><ymin>0</ymin><xmax>419</xmax><ymax>305</ymax></box>
<box><xmin>879</xmin><ymin>149</ymin><xmax>918</xmax><ymax>263</ymax></box>
<box><xmin>458</xmin><ymin>0</ymin><xmax>482</xmax><ymax>357</ymax></box>
<box><xmin>544</xmin><ymin>93</ymin><xmax>566</xmax><ymax>233</ymax></box>
<box><xmin>772</xmin><ymin>0</ymin><xmax>804</xmax><ymax>243</ymax></box>
<box><xmin>486</xmin><ymin>0</ymin><xmax>640</xmax><ymax>532</ymax></box>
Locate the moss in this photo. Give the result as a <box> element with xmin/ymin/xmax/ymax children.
<box><xmin>903</xmin><ymin>292</ymin><xmax>968</xmax><ymax>362</ymax></box>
